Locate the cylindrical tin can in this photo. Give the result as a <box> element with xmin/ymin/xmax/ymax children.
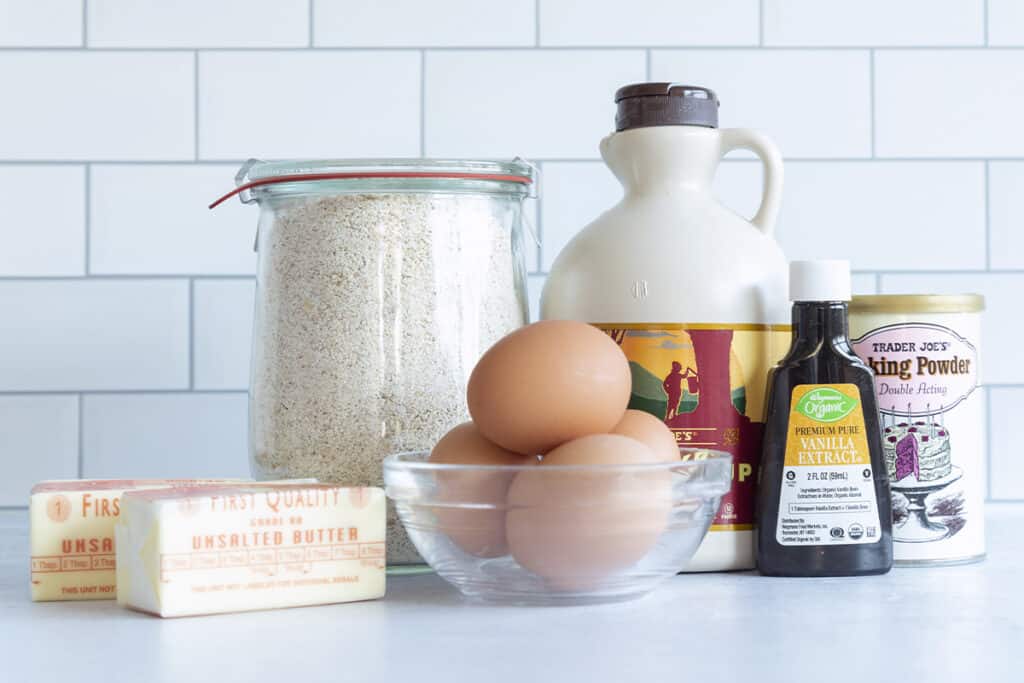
<box><xmin>849</xmin><ymin>294</ymin><xmax>985</xmax><ymax>566</ymax></box>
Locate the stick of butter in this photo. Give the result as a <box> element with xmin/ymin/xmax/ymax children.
<box><xmin>30</xmin><ymin>479</ymin><xmax>246</xmax><ymax>602</ymax></box>
<box><xmin>115</xmin><ymin>483</ymin><xmax>386</xmax><ymax>617</ymax></box>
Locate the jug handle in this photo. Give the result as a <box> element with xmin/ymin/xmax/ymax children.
<box><xmin>718</xmin><ymin>128</ymin><xmax>784</xmax><ymax>236</ymax></box>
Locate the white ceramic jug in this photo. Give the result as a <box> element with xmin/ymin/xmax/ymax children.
<box><xmin>541</xmin><ymin>84</ymin><xmax>790</xmax><ymax>571</ymax></box>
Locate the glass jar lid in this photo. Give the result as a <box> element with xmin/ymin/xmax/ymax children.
<box><xmin>211</xmin><ymin>158</ymin><xmax>538</xmax><ymax>208</ymax></box>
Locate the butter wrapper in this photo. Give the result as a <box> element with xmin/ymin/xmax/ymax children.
<box><xmin>29</xmin><ymin>479</ymin><xmax>247</xmax><ymax>602</ymax></box>
<box><xmin>115</xmin><ymin>483</ymin><xmax>386</xmax><ymax>617</ymax></box>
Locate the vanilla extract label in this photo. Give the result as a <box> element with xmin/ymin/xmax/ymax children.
<box><xmin>776</xmin><ymin>384</ymin><xmax>883</xmax><ymax>547</ymax></box>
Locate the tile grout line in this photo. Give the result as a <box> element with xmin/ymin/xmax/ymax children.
<box><xmin>4</xmin><ymin>45</ymin><xmax>1021</xmax><ymax>53</ymax></box>
<box><xmin>645</xmin><ymin>49</ymin><xmax>651</xmax><ymax>79</ymax></box>
<box><xmin>874</xmin><ymin>272</ymin><xmax>882</xmax><ymax>293</ymax></box>
<box><xmin>869</xmin><ymin>49</ymin><xmax>876</xmax><ymax>157</ymax></box>
<box><xmin>194</xmin><ymin>51</ymin><xmax>200</xmax><ymax>161</ymax></box>
<box><xmin>534</xmin><ymin>0</ymin><xmax>540</xmax><ymax>46</ymax></box>
<box><xmin>83</xmin><ymin>164</ymin><xmax>91</xmax><ymax>275</ymax></box>
<box><xmin>188</xmin><ymin>279</ymin><xmax>195</xmax><ymax>390</ymax></box>
<box><xmin>984</xmin><ymin>0</ymin><xmax>989</xmax><ymax>46</ymax></box>
<box><xmin>758</xmin><ymin>0</ymin><xmax>764</xmax><ymax>46</ymax></box>
<box><xmin>309</xmin><ymin>0</ymin><xmax>315</xmax><ymax>47</ymax></box>
<box><xmin>984</xmin><ymin>161</ymin><xmax>991</xmax><ymax>269</ymax></box>
<box><xmin>77</xmin><ymin>394</ymin><xmax>84</xmax><ymax>478</ymax></box>
<box><xmin>81</xmin><ymin>0</ymin><xmax>87</xmax><ymax>47</ymax></box>
<box><xmin>420</xmin><ymin>50</ymin><xmax>426</xmax><ymax>157</ymax></box>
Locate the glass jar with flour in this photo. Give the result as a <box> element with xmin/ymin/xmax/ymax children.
<box><xmin>215</xmin><ymin>159</ymin><xmax>535</xmax><ymax>569</ymax></box>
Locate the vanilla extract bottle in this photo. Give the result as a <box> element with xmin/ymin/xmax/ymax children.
<box><xmin>757</xmin><ymin>261</ymin><xmax>893</xmax><ymax>576</ymax></box>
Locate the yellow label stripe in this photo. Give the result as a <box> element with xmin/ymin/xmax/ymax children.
<box><xmin>710</xmin><ymin>524</ymin><xmax>755</xmax><ymax>531</ymax></box>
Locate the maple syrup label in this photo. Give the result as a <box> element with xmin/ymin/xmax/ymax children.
<box><xmin>595</xmin><ymin>323</ymin><xmax>790</xmax><ymax>530</ymax></box>
<box><xmin>775</xmin><ymin>384</ymin><xmax>883</xmax><ymax>546</ymax></box>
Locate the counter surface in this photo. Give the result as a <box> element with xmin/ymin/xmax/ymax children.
<box><xmin>1</xmin><ymin>506</ymin><xmax>1017</xmax><ymax>682</ymax></box>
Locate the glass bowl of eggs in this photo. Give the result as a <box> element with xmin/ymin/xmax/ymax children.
<box><xmin>385</xmin><ymin>319</ymin><xmax>733</xmax><ymax>604</ymax></box>
<box><xmin>383</xmin><ymin>443</ymin><xmax>732</xmax><ymax>605</ymax></box>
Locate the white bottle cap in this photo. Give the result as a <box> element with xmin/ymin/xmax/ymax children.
<box><xmin>789</xmin><ymin>260</ymin><xmax>851</xmax><ymax>302</ymax></box>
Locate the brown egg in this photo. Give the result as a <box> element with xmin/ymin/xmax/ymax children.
<box><xmin>506</xmin><ymin>434</ymin><xmax>672</xmax><ymax>589</ymax></box>
<box><xmin>429</xmin><ymin>422</ymin><xmax>535</xmax><ymax>558</ymax></box>
<box><xmin>467</xmin><ymin>320</ymin><xmax>631</xmax><ymax>455</ymax></box>
<box><xmin>612</xmin><ymin>409</ymin><xmax>680</xmax><ymax>463</ymax></box>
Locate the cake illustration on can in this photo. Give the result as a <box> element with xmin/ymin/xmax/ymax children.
<box><xmin>882</xmin><ymin>421</ymin><xmax>952</xmax><ymax>483</ymax></box>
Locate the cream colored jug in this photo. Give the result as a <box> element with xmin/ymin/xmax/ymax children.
<box><xmin>541</xmin><ymin>83</ymin><xmax>790</xmax><ymax>571</ymax></box>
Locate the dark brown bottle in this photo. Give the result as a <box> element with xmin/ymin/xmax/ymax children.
<box><xmin>757</xmin><ymin>261</ymin><xmax>893</xmax><ymax>577</ymax></box>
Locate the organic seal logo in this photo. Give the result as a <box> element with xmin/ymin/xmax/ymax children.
<box><xmin>796</xmin><ymin>387</ymin><xmax>858</xmax><ymax>423</ymax></box>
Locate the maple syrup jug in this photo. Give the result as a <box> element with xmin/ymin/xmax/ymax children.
<box><xmin>541</xmin><ymin>83</ymin><xmax>789</xmax><ymax>571</ymax></box>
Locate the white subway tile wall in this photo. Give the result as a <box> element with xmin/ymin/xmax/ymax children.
<box><xmin>539</xmin><ymin>0</ymin><xmax>759</xmax><ymax>47</ymax></box>
<box><xmin>424</xmin><ymin>50</ymin><xmax>645</xmax><ymax>158</ymax></box>
<box><xmin>987</xmin><ymin>0</ymin><xmax>1024</xmax><ymax>46</ymax></box>
<box><xmin>0</xmin><ymin>52</ymin><xmax>194</xmax><ymax>160</ymax></box>
<box><xmin>875</xmin><ymin>50</ymin><xmax>1024</xmax><ymax>157</ymax></box>
<box><xmin>0</xmin><ymin>166</ymin><xmax>85</xmax><ymax>276</ymax></box>
<box><xmin>0</xmin><ymin>1</ymin><xmax>1020</xmax><ymax>503</ymax></box>
<box><xmin>90</xmin><ymin>165</ymin><xmax>256</xmax><ymax>275</ymax></box>
<box><xmin>0</xmin><ymin>280</ymin><xmax>189</xmax><ymax>391</ymax></box>
<box><xmin>989</xmin><ymin>388</ymin><xmax>1024</xmax><ymax>499</ymax></box>
<box><xmin>0</xmin><ymin>396</ymin><xmax>79</xmax><ymax>506</ymax></box>
<box><xmin>0</xmin><ymin>0</ymin><xmax>82</xmax><ymax>47</ymax></box>
<box><xmin>81</xmin><ymin>394</ymin><xmax>249</xmax><ymax>479</ymax></box>
<box><xmin>988</xmin><ymin>162</ymin><xmax>1024</xmax><ymax>269</ymax></box>
<box><xmin>199</xmin><ymin>51</ymin><xmax>421</xmax><ymax>159</ymax></box>
<box><xmin>193</xmin><ymin>279</ymin><xmax>255</xmax><ymax>391</ymax></box>
<box><xmin>650</xmin><ymin>50</ymin><xmax>872</xmax><ymax>158</ymax></box>
<box><xmin>86</xmin><ymin>0</ymin><xmax>310</xmax><ymax>48</ymax></box>
<box><xmin>762</xmin><ymin>0</ymin><xmax>983</xmax><ymax>46</ymax></box>
<box><xmin>314</xmin><ymin>0</ymin><xmax>536</xmax><ymax>47</ymax></box>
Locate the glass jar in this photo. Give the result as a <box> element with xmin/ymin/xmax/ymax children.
<box><xmin>223</xmin><ymin>159</ymin><xmax>535</xmax><ymax>568</ymax></box>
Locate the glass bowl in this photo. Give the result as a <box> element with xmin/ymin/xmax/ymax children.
<box><xmin>383</xmin><ymin>448</ymin><xmax>732</xmax><ymax>605</ymax></box>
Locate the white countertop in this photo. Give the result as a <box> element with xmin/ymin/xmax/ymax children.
<box><xmin>1</xmin><ymin>507</ymin><xmax>1018</xmax><ymax>683</ymax></box>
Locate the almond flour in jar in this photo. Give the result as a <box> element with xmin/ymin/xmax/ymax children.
<box><xmin>226</xmin><ymin>160</ymin><xmax>535</xmax><ymax>568</ymax></box>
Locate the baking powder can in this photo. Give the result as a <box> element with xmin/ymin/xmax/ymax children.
<box><xmin>849</xmin><ymin>295</ymin><xmax>985</xmax><ymax>566</ymax></box>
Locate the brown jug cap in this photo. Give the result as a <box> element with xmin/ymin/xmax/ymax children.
<box><xmin>614</xmin><ymin>83</ymin><xmax>719</xmax><ymax>131</ymax></box>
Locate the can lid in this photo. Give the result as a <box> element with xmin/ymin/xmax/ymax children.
<box><xmin>790</xmin><ymin>260</ymin><xmax>851</xmax><ymax>302</ymax></box>
<box><xmin>850</xmin><ymin>294</ymin><xmax>985</xmax><ymax>314</ymax></box>
<box><xmin>614</xmin><ymin>82</ymin><xmax>719</xmax><ymax>131</ymax></box>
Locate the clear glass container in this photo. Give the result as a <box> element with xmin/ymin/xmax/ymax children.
<box><xmin>230</xmin><ymin>159</ymin><xmax>535</xmax><ymax>568</ymax></box>
<box><xmin>384</xmin><ymin>449</ymin><xmax>732</xmax><ymax>604</ymax></box>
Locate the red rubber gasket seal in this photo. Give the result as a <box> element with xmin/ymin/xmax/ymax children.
<box><xmin>209</xmin><ymin>171</ymin><xmax>533</xmax><ymax>209</ymax></box>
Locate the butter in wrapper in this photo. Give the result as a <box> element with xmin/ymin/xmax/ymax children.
<box><xmin>29</xmin><ymin>479</ymin><xmax>247</xmax><ymax>602</ymax></box>
<box><xmin>115</xmin><ymin>483</ymin><xmax>386</xmax><ymax>617</ymax></box>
